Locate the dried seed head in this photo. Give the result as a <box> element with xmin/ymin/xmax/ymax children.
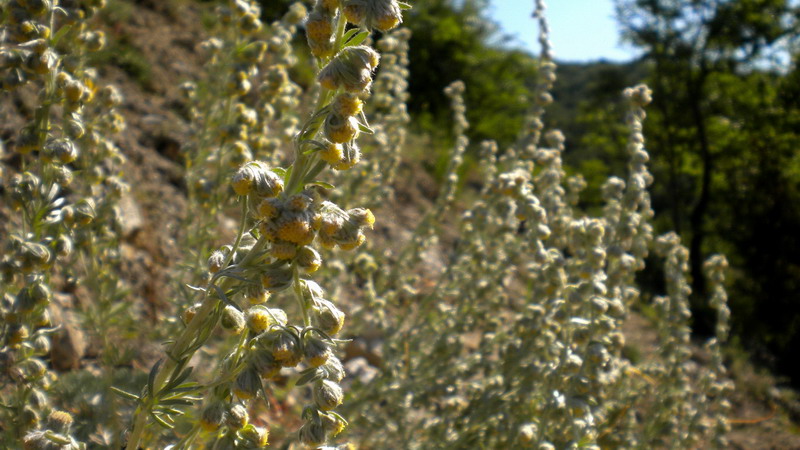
<box><xmin>182</xmin><ymin>302</ymin><xmax>202</xmax><ymax>324</ymax></box>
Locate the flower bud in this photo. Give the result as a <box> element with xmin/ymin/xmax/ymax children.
<box><xmin>270</xmin><ymin>240</ymin><xmax>297</xmax><ymax>260</ymax></box>
<box><xmin>43</xmin><ymin>139</ymin><xmax>78</xmax><ymax>164</ymax></box>
<box><xmin>260</xmin><ymin>266</ymin><xmax>293</xmax><ymax>292</ymax></box>
<box><xmin>208</xmin><ymin>250</ymin><xmax>226</xmax><ymax>273</ymax></box>
<box><xmin>304</xmin><ymin>334</ymin><xmax>332</xmax><ymax>367</ymax></box>
<box><xmin>276</xmin><ymin>217</ymin><xmax>314</xmax><ymax>245</ymax></box>
<box><xmin>29</xmin><ymin>281</ymin><xmax>51</xmax><ymax>306</ymax></box>
<box><xmin>315</xmin><ymin>299</ymin><xmax>345</xmax><ymax>335</ymax></box>
<box><xmin>55</xmin><ymin>235</ymin><xmax>73</xmax><ymax>257</ymax></box>
<box><xmin>298</xmin><ymin>420</ymin><xmax>327</xmax><ymax>447</ymax></box>
<box><xmin>200</xmin><ymin>401</ymin><xmax>226</xmax><ymax>432</ymax></box>
<box><xmin>7</xmin><ymin>324</ymin><xmax>29</xmax><ymax>345</ymax></box>
<box><xmin>74</xmin><ymin>199</ymin><xmax>96</xmax><ymax>225</ymax></box>
<box><xmin>233</xmin><ymin>368</ymin><xmax>262</xmax><ymax>399</ymax></box>
<box><xmin>320</xmin><ymin>412</ymin><xmax>347</xmax><ymax>437</ymax></box>
<box><xmin>182</xmin><ymin>302</ymin><xmax>202</xmax><ymax>324</ymax></box>
<box><xmin>46</xmin><ymin>410</ymin><xmax>73</xmax><ymax>434</ymax></box>
<box><xmin>246</xmin><ymin>305</ymin><xmax>283</xmax><ymax>334</ymax></box>
<box><xmin>297</xmin><ymin>246</ymin><xmax>322</xmax><ymax>273</ymax></box>
<box><xmin>332</xmin><ymin>142</ymin><xmax>361</xmax><ymax>170</ymax></box>
<box><xmin>285</xmin><ymin>2</ymin><xmax>308</xmax><ymax>24</ymax></box>
<box><xmin>239</xmin><ymin>12</ymin><xmax>263</xmax><ymax>33</ymax></box>
<box><xmin>256</xmin><ymin>197</ymin><xmax>282</xmax><ymax>221</ymax></box>
<box><xmin>251</xmin><ymin>347</ymin><xmax>282</xmax><ymax>379</ymax></box>
<box><xmin>240</xmin><ymin>425</ymin><xmax>269</xmax><ymax>446</ymax></box>
<box><xmin>331</xmin><ymin>93</ymin><xmax>363</xmax><ymax>117</ymax></box>
<box><xmin>244</xmin><ymin>285</ymin><xmax>270</xmax><ymax>305</ymax></box>
<box><xmin>347</xmin><ymin>208</ymin><xmax>375</xmax><ymax>229</ymax></box>
<box><xmin>272</xmin><ymin>330</ymin><xmax>299</xmax><ymax>362</ymax></box>
<box><xmin>231</xmin><ymin>161</ymin><xmax>283</xmax><ymax>198</ymax></box>
<box><xmin>344</xmin><ymin>0</ymin><xmax>403</xmax><ymax>31</ymax></box>
<box><xmin>221</xmin><ymin>305</ymin><xmax>246</xmax><ymax>335</ymax></box>
<box><xmin>225</xmin><ymin>404</ymin><xmax>248</xmax><ymax>430</ymax></box>
<box><xmin>319</xmin><ymin>142</ymin><xmax>344</xmax><ymax>165</ymax></box>
<box><xmin>306</xmin><ymin>9</ymin><xmax>335</xmax><ymax>43</ymax></box>
<box><xmin>324</xmin><ymin>113</ymin><xmax>359</xmax><ymax>144</ymax></box>
<box><xmin>317</xmin><ymin>45</ymin><xmax>380</xmax><ymax>93</ymax></box>
<box><xmin>313</xmin><ymin>379</ymin><xmax>344</xmax><ymax>411</ymax></box>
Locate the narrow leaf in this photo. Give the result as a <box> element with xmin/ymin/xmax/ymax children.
<box><xmin>341</xmin><ymin>28</ymin><xmax>360</xmax><ymax>44</ymax></box>
<box><xmin>109</xmin><ymin>386</ymin><xmax>140</xmax><ymax>401</ymax></box>
<box><xmin>147</xmin><ymin>359</ymin><xmax>163</xmax><ymax>397</ymax></box>
<box><xmin>345</xmin><ymin>30</ymin><xmax>370</xmax><ymax>48</ymax></box>
<box><xmin>306</xmin><ymin>181</ymin><xmax>335</xmax><ymax>190</ymax></box>
<box><xmin>150</xmin><ymin>412</ymin><xmax>175</xmax><ymax>430</ymax></box>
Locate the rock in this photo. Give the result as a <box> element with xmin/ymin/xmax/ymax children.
<box><xmin>49</xmin><ymin>294</ymin><xmax>87</xmax><ymax>371</ymax></box>
<box><xmin>344</xmin><ymin>357</ymin><xmax>379</xmax><ymax>385</ymax></box>
<box><xmin>118</xmin><ymin>193</ymin><xmax>144</xmax><ymax>238</ymax></box>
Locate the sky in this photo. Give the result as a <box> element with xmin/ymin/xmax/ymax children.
<box><xmin>488</xmin><ymin>0</ymin><xmax>639</xmax><ymax>62</ymax></box>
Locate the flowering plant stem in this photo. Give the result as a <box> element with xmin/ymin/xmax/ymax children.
<box><xmin>126</xmin><ymin>17</ymin><xmax>348</xmax><ymax>443</ymax></box>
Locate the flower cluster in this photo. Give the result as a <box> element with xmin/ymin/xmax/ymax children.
<box><xmin>121</xmin><ymin>1</ymin><xmax>402</xmax><ymax>448</ymax></box>
<box><xmin>1</xmin><ymin>0</ymin><xmax>129</xmax><ymax>443</ymax></box>
<box><xmin>342</xmin><ymin>2</ymin><xmax>733</xmax><ymax>448</ymax></box>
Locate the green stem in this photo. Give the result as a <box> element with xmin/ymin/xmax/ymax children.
<box><xmin>285</xmin><ymin>12</ymin><xmax>347</xmax><ymax>195</ymax></box>
<box><xmin>126</xmin><ymin>235</ymin><xmax>268</xmax><ymax>450</ymax></box>
<box><xmin>293</xmin><ymin>265</ymin><xmax>311</xmax><ymax>327</ymax></box>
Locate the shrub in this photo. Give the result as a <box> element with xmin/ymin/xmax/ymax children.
<box><xmin>0</xmin><ymin>0</ymin><xmax>735</xmax><ymax>448</ymax></box>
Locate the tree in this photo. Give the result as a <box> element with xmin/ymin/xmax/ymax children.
<box><xmin>616</xmin><ymin>0</ymin><xmax>800</xmax><ymax>381</ymax></box>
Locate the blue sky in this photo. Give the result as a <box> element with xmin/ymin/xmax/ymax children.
<box><xmin>488</xmin><ymin>0</ymin><xmax>639</xmax><ymax>62</ymax></box>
